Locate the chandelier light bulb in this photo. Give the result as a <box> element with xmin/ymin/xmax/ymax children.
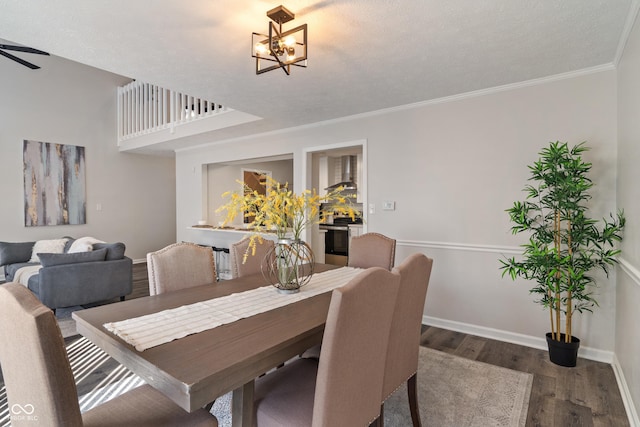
<box><xmin>283</xmin><ymin>35</ymin><xmax>296</xmax><ymax>47</ymax></box>
<box><xmin>255</xmin><ymin>43</ymin><xmax>268</xmax><ymax>55</ymax></box>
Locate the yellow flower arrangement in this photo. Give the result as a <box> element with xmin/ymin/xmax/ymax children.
<box><xmin>216</xmin><ymin>177</ymin><xmax>359</xmax><ymax>262</ymax></box>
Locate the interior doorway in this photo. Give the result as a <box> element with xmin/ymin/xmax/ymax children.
<box><xmin>303</xmin><ymin>140</ymin><xmax>367</xmax><ymax>263</ymax></box>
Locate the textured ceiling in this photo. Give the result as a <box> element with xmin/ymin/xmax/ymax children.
<box><xmin>0</xmin><ymin>0</ymin><xmax>637</xmax><ymax>153</ymax></box>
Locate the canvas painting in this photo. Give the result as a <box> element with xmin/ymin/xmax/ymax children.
<box><xmin>23</xmin><ymin>140</ymin><xmax>86</xmax><ymax>226</ymax></box>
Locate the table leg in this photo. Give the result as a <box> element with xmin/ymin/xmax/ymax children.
<box><xmin>232</xmin><ymin>380</ymin><xmax>255</xmax><ymax>427</ymax></box>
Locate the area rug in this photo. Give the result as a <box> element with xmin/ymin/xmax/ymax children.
<box><xmin>0</xmin><ymin>340</ymin><xmax>532</xmax><ymax>427</ymax></box>
<box><xmin>384</xmin><ymin>347</ymin><xmax>532</xmax><ymax>427</ymax></box>
<box><xmin>209</xmin><ymin>347</ymin><xmax>533</xmax><ymax>427</ymax></box>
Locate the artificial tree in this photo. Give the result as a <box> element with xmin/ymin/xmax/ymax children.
<box><xmin>500</xmin><ymin>141</ymin><xmax>624</xmax><ymax>353</ymax></box>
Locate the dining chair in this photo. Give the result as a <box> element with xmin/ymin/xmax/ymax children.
<box><xmin>0</xmin><ymin>282</ymin><xmax>218</xmax><ymax>426</ymax></box>
<box><xmin>253</xmin><ymin>267</ymin><xmax>401</xmax><ymax>427</ymax></box>
<box><xmin>380</xmin><ymin>253</ymin><xmax>434</xmax><ymax>427</ymax></box>
<box><xmin>147</xmin><ymin>242</ymin><xmax>217</xmax><ymax>295</ymax></box>
<box><xmin>348</xmin><ymin>232</ymin><xmax>397</xmax><ymax>270</ymax></box>
<box><xmin>300</xmin><ymin>232</ymin><xmax>397</xmax><ymax>360</ymax></box>
<box><xmin>229</xmin><ymin>237</ymin><xmax>275</xmax><ymax>278</ymax></box>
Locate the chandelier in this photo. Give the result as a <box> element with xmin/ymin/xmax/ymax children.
<box><xmin>251</xmin><ymin>5</ymin><xmax>308</xmax><ymax>75</ymax></box>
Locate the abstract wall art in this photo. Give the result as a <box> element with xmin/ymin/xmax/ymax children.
<box><xmin>23</xmin><ymin>140</ymin><xmax>86</xmax><ymax>226</ymax></box>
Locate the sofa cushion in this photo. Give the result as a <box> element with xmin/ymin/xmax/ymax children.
<box><xmin>27</xmin><ymin>273</ymin><xmax>41</xmax><ymax>295</ymax></box>
<box><xmin>4</xmin><ymin>262</ymin><xmax>40</xmax><ymax>282</ymax></box>
<box><xmin>38</xmin><ymin>248</ymin><xmax>108</xmax><ymax>267</ymax></box>
<box><xmin>93</xmin><ymin>242</ymin><xmax>126</xmax><ymax>261</ymax></box>
<box><xmin>0</xmin><ymin>241</ymin><xmax>35</xmax><ymax>266</ymax></box>
<box><xmin>29</xmin><ymin>239</ymin><xmax>69</xmax><ymax>263</ymax></box>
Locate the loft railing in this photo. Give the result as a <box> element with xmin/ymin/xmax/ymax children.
<box><xmin>117</xmin><ymin>80</ymin><xmax>228</xmax><ymax>142</ymax></box>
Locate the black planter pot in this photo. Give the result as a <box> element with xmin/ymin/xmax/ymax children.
<box><xmin>546</xmin><ymin>333</ymin><xmax>580</xmax><ymax>367</ymax></box>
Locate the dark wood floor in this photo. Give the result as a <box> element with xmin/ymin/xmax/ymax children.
<box><xmin>132</xmin><ymin>263</ymin><xmax>629</xmax><ymax>426</ymax></box>
<box><xmin>130</xmin><ymin>261</ymin><xmax>151</xmax><ymax>299</ymax></box>
<box><xmin>419</xmin><ymin>326</ymin><xmax>629</xmax><ymax>426</ymax></box>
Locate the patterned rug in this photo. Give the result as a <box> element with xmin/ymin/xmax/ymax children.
<box><xmin>1</xmin><ymin>338</ymin><xmax>531</xmax><ymax>426</ymax></box>
<box><xmin>385</xmin><ymin>347</ymin><xmax>532</xmax><ymax>426</ymax></box>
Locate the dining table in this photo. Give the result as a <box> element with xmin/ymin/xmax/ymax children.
<box><xmin>72</xmin><ymin>263</ymin><xmax>348</xmax><ymax>427</ymax></box>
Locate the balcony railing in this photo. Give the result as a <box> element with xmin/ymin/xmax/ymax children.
<box><xmin>117</xmin><ymin>81</ymin><xmax>228</xmax><ymax>143</ymax></box>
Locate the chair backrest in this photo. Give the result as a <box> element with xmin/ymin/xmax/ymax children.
<box><xmin>0</xmin><ymin>283</ymin><xmax>84</xmax><ymax>426</ymax></box>
<box><xmin>147</xmin><ymin>242</ymin><xmax>216</xmax><ymax>295</ymax></box>
<box><xmin>229</xmin><ymin>237</ymin><xmax>275</xmax><ymax>279</ymax></box>
<box><xmin>312</xmin><ymin>267</ymin><xmax>400</xmax><ymax>427</ymax></box>
<box><xmin>348</xmin><ymin>232</ymin><xmax>397</xmax><ymax>270</ymax></box>
<box><xmin>381</xmin><ymin>253</ymin><xmax>434</xmax><ymax>400</ymax></box>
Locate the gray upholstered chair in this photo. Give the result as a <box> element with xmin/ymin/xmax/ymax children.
<box><xmin>348</xmin><ymin>232</ymin><xmax>397</xmax><ymax>270</ymax></box>
<box><xmin>0</xmin><ymin>282</ymin><xmax>218</xmax><ymax>427</ymax></box>
<box><xmin>147</xmin><ymin>242</ymin><xmax>217</xmax><ymax>296</ymax></box>
<box><xmin>229</xmin><ymin>237</ymin><xmax>275</xmax><ymax>279</ymax></box>
<box><xmin>380</xmin><ymin>253</ymin><xmax>434</xmax><ymax>427</ymax></box>
<box><xmin>253</xmin><ymin>267</ymin><xmax>401</xmax><ymax>427</ymax></box>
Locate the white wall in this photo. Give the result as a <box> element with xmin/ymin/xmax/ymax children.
<box><xmin>616</xmin><ymin>9</ymin><xmax>640</xmax><ymax>424</ymax></box>
<box><xmin>177</xmin><ymin>70</ymin><xmax>618</xmax><ymax>355</ymax></box>
<box><xmin>0</xmin><ymin>51</ymin><xmax>176</xmax><ymax>261</ymax></box>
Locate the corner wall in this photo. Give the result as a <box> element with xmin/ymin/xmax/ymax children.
<box><xmin>616</xmin><ymin>8</ymin><xmax>640</xmax><ymax>424</ymax></box>
<box><xmin>177</xmin><ymin>70</ymin><xmax>618</xmax><ymax>354</ymax></box>
<box><xmin>0</xmin><ymin>51</ymin><xmax>176</xmax><ymax>261</ymax></box>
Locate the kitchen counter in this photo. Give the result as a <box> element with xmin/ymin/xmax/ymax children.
<box><xmin>186</xmin><ymin>226</ymin><xmax>287</xmax><ymax>280</ymax></box>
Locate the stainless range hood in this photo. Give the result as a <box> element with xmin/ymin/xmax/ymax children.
<box><xmin>326</xmin><ymin>155</ymin><xmax>357</xmax><ymax>190</ymax></box>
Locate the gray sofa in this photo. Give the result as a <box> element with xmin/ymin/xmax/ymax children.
<box><xmin>0</xmin><ymin>238</ymin><xmax>132</xmax><ymax>312</ymax></box>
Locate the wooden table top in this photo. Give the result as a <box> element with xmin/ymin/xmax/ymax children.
<box><xmin>72</xmin><ymin>264</ymin><xmax>336</xmax><ymax>413</ymax></box>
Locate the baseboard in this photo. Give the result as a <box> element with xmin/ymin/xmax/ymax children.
<box><xmin>612</xmin><ymin>354</ymin><xmax>640</xmax><ymax>427</ymax></box>
<box><xmin>422</xmin><ymin>315</ymin><xmax>614</xmax><ymax>363</ymax></box>
<box><xmin>132</xmin><ymin>258</ymin><xmax>146</xmax><ymax>264</ymax></box>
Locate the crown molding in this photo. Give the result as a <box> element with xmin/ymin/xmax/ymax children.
<box><xmin>614</xmin><ymin>0</ymin><xmax>640</xmax><ymax>66</ymax></box>
<box><xmin>177</xmin><ymin>64</ymin><xmax>616</xmax><ymax>154</ymax></box>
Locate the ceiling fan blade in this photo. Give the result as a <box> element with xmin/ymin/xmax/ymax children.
<box><xmin>0</xmin><ymin>44</ymin><xmax>50</xmax><ymax>56</ymax></box>
<box><xmin>0</xmin><ymin>49</ymin><xmax>40</xmax><ymax>69</ymax></box>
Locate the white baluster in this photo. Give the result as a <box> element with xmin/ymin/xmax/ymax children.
<box><xmin>117</xmin><ymin>80</ymin><xmax>226</xmax><ymax>138</ymax></box>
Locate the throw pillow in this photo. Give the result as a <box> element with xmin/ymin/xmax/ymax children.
<box><xmin>29</xmin><ymin>239</ymin><xmax>69</xmax><ymax>263</ymax></box>
<box><xmin>68</xmin><ymin>236</ymin><xmax>106</xmax><ymax>253</ymax></box>
<box><xmin>38</xmin><ymin>248</ymin><xmax>108</xmax><ymax>267</ymax></box>
<box><xmin>63</xmin><ymin>237</ymin><xmax>76</xmax><ymax>253</ymax></box>
<box><xmin>0</xmin><ymin>241</ymin><xmax>36</xmax><ymax>266</ymax></box>
<box><xmin>92</xmin><ymin>242</ymin><xmax>126</xmax><ymax>260</ymax></box>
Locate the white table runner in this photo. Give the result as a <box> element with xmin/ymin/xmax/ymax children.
<box><xmin>104</xmin><ymin>266</ymin><xmax>363</xmax><ymax>351</ymax></box>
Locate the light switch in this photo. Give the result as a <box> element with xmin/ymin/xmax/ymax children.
<box><xmin>382</xmin><ymin>201</ymin><xmax>395</xmax><ymax>211</ymax></box>
<box><xmin>368</xmin><ymin>203</ymin><xmax>375</xmax><ymax>214</ymax></box>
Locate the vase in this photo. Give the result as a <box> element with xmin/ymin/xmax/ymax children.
<box><xmin>263</xmin><ymin>238</ymin><xmax>315</xmax><ymax>293</ymax></box>
<box><xmin>546</xmin><ymin>332</ymin><xmax>580</xmax><ymax>367</ymax></box>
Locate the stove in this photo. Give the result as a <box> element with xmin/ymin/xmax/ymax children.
<box><xmin>319</xmin><ymin>217</ymin><xmax>362</xmax><ymax>266</ymax></box>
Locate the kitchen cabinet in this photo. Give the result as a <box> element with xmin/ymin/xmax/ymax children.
<box><xmin>349</xmin><ymin>224</ymin><xmax>363</xmax><ymax>239</ymax></box>
<box><xmin>313</xmin><ymin>228</ymin><xmax>326</xmax><ymax>264</ymax></box>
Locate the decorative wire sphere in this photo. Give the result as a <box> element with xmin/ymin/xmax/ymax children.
<box><xmin>262</xmin><ymin>238</ymin><xmax>315</xmax><ymax>294</ymax></box>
